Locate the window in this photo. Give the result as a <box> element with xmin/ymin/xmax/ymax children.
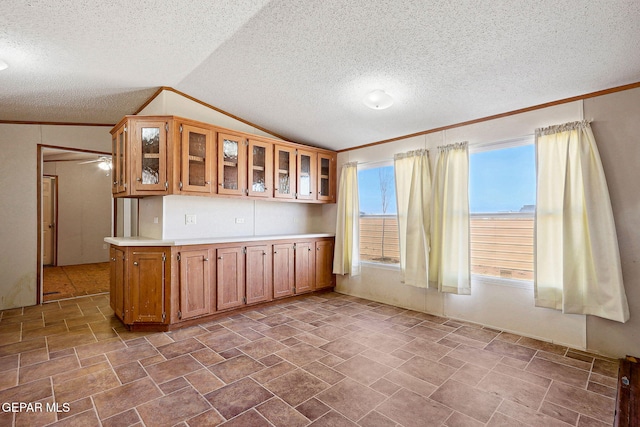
<box><xmin>469</xmin><ymin>139</ymin><xmax>535</xmax><ymax>281</ymax></box>
<box><xmin>358</xmin><ymin>164</ymin><xmax>399</xmax><ymax>264</ymax></box>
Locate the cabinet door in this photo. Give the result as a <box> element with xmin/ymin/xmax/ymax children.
<box><xmin>218</xmin><ymin>132</ymin><xmax>247</xmax><ymax>195</ymax></box>
<box><xmin>295</xmin><ymin>241</ymin><xmax>315</xmax><ymax>293</ymax></box>
<box><xmin>246</xmin><ymin>245</ymin><xmax>272</xmax><ymax>304</ymax></box>
<box><xmin>179</xmin><ymin>249</ymin><xmax>212</xmax><ymax>320</ymax></box>
<box><xmin>317</xmin><ymin>153</ymin><xmax>334</xmax><ymax>202</ymax></box>
<box><xmin>273</xmin><ymin>243</ymin><xmax>295</xmax><ymax>298</ymax></box>
<box><xmin>315</xmin><ymin>240</ymin><xmax>335</xmax><ymax>289</ymax></box>
<box><xmin>216</xmin><ymin>246</ymin><xmax>245</xmax><ymax>310</ymax></box>
<box><xmin>111</xmin><ymin>124</ymin><xmax>127</xmax><ymax>195</ymax></box>
<box><xmin>297</xmin><ymin>149</ymin><xmax>316</xmax><ymax>200</ymax></box>
<box><xmin>274</xmin><ymin>145</ymin><xmax>296</xmax><ymax>199</ymax></box>
<box><xmin>248</xmin><ymin>139</ymin><xmax>273</xmax><ymax>198</ymax></box>
<box><xmin>109</xmin><ymin>246</ymin><xmax>126</xmax><ymax>320</ymax></box>
<box><xmin>180</xmin><ymin>123</ymin><xmax>214</xmax><ymax>193</ymax></box>
<box><xmin>132</xmin><ymin>120</ymin><xmax>168</xmax><ymax>192</ymax></box>
<box><xmin>129</xmin><ymin>249</ymin><xmax>167</xmax><ymax>324</ymax></box>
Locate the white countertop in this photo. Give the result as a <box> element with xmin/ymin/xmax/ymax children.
<box><xmin>105</xmin><ymin>233</ymin><xmax>335</xmax><ymax>247</ymax></box>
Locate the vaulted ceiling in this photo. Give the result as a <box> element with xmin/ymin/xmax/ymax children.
<box><xmin>1</xmin><ymin>1</ymin><xmax>639</xmax><ymax>151</ymax></box>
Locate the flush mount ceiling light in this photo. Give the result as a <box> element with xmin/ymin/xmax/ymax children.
<box><xmin>0</xmin><ymin>59</ymin><xmax>8</xmax><ymax>71</ymax></box>
<box><xmin>363</xmin><ymin>89</ymin><xmax>393</xmax><ymax>110</ymax></box>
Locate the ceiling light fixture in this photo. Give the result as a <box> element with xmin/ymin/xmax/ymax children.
<box><xmin>0</xmin><ymin>59</ymin><xmax>8</xmax><ymax>71</ymax></box>
<box><xmin>98</xmin><ymin>158</ymin><xmax>112</xmax><ymax>171</ymax></box>
<box><xmin>363</xmin><ymin>89</ymin><xmax>393</xmax><ymax>110</ymax></box>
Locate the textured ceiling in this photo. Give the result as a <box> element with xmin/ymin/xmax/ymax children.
<box><xmin>1</xmin><ymin>1</ymin><xmax>639</xmax><ymax>150</ymax></box>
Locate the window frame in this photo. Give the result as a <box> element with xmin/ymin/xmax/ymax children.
<box><xmin>468</xmin><ymin>135</ymin><xmax>535</xmax><ymax>287</ymax></box>
<box><xmin>357</xmin><ymin>160</ymin><xmax>400</xmax><ymax>268</ymax></box>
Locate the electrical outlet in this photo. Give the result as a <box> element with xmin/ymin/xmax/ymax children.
<box><xmin>235</xmin><ymin>218</ymin><xmax>245</xmax><ymax>224</ymax></box>
<box><xmin>185</xmin><ymin>214</ymin><xmax>197</xmax><ymax>225</ymax></box>
<box><xmin>153</xmin><ymin>217</ymin><xmax>159</xmax><ymax>224</ymax></box>
<box><xmin>102</xmin><ymin>243</ymin><xmax>108</xmax><ymax>249</ymax></box>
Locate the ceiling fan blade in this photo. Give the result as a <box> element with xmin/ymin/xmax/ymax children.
<box><xmin>78</xmin><ymin>159</ymin><xmax>101</xmax><ymax>164</ymax></box>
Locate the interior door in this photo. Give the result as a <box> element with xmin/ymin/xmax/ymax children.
<box><xmin>42</xmin><ymin>176</ymin><xmax>56</xmax><ymax>266</ymax></box>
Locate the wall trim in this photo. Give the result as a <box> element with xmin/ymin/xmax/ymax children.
<box><xmin>0</xmin><ymin>120</ymin><xmax>114</xmax><ymax>127</ymax></box>
<box><xmin>338</xmin><ymin>81</ymin><xmax>640</xmax><ymax>153</ymax></box>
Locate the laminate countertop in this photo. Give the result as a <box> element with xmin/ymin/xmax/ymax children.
<box><xmin>104</xmin><ymin>233</ymin><xmax>335</xmax><ymax>247</ymax></box>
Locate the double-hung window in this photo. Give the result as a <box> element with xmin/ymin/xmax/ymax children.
<box><xmin>357</xmin><ymin>162</ymin><xmax>399</xmax><ymax>265</ymax></box>
<box><xmin>469</xmin><ymin>137</ymin><xmax>536</xmax><ymax>282</ymax></box>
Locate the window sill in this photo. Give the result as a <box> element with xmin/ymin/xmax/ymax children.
<box><xmin>360</xmin><ymin>261</ymin><xmax>401</xmax><ymax>271</ymax></box>
<box><xmin>471</xmin><ymin>274</ymin><xmax>533</xmax><ymax>290</ymax></box>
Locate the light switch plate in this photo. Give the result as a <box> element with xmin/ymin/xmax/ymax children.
<box><xmin>235</xmin><ymin>218</ymin><xmax>245</xmax><ymax>224</ymax></box>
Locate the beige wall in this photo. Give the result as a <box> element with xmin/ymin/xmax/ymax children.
<box><xmin>584</xmin><ymin>87</ymin><xmax>640</xmax><ymax>357</ymax></box>
<box><xmin>43</xmin><ymin>160</ymin><xmax>111</xmax><ymax>265</ymax></box>
<box><xmin>0</xmin><ymin>124</ymin><xmax>111</xmax><ymax>309</ymax></box>
<box><xmin>328</xmin><ymin>101</ymin><xmax>594</xmax><ymax>351</ymax></box>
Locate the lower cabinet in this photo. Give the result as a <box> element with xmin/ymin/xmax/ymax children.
<box><xmin>178</xmin><ymin>248</ymin><xmax>213</xmax><ymax>320</ymax></box>
<box><xmin>110</xmin><ymin>246</ymin><xmax>170</xmax><ymax>326</ymax></box>
<box><xmin>110</xmin><ymin>236</ymin><xmax>333</xmax><ymax>330</ymax></box>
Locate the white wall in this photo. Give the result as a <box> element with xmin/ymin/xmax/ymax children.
<box><xmin>0</xmin><ymin>124</ymin><xmax>111</xmax><ymax>309</ymax></box>
<box><xmin>328</xmin><ymin>101</ymin><xmax>591</xmax><ymax>351</ymax></box>
<box><xmin>43</xmin><ymin>160</ymin><xmax>111</xmax><ymax>265</ymax></box>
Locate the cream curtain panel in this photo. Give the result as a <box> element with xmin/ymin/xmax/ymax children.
<box><xmin>333</xmin><ymin>162</ymin><xmax>361</xmax><ymax>276</ymax></box>
<box><xmin>394</xmin><ymin>150</ymin><xmax>431</xmax><ymax>287</ymax></box>
<box><xmin>429</xmin><ymin>142</ymin><xmax>470</xmax><ymax>294</ymax></box>
<box><xmin>535</xmin><ymin>121</ymin><xmax>629</xmax><ymax>322</ymax></box>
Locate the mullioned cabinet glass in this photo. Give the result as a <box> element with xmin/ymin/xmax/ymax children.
<box><xmin>248</xmin><ymin>139</ymin><xmax>273</xmax><ymax>198</ymax></box>
<box><xmin>132</xmin><ymin>120</ymin><xmax>169</xmax><ymax>193</ymax></box>
<box><xmin>218</xmin><ymin>132</ymin><xmax>247</xmax><ymax>196</ymax></box>
<box><xmin>317</xmin><ymin>153</ymin><xmax>334</xmax><ymax>202</ymax></box>
<box><xmin>297</xmin><ymin>149</ymin><xmax>316</xmax><ymax>200</ymax></box>
<box><xmin>274</xmin><ymin>145</ymin><xmax>296</xmax><ymax>199</ymax></box>
<box><xmin>180</xmin><ymin>124</ymin><xmax>214</xmax><ymax>193</ymax></box>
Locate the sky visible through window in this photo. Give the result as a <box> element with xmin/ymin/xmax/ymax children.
<box><xmin>357</xmin><ymin>144</ymin><xmax>535</xmax><ymax>215</ymax></box>
<box><xmin>358</xmin><ymin>166</ymin><xmax>397</xmax><ymax>215</ymax></box>
<box><xmin>469</xmin><ymin>144</ymin><xmax>536</xmax><ymax>213</ymax></box>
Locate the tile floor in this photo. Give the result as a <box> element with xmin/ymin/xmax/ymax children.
<box><xmin>42</xmin><ymin>263</ymin><xmax>110</xmax><ymax>302</ymax></box>
<box><xmin>0</xmin><ymin>292</ymin><xmax>618</xmax><ymax>427</ymax></box>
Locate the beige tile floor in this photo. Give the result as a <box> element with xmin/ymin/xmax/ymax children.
<box><xmin>0</xmin><ymin>292</ymin><xmax>618</xmax><ymax>426</ymax></box>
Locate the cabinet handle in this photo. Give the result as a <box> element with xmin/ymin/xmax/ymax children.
<box><xmin>274</xmin><ymin>251</ymin><xmax>278</xmax><ymax>254</ymax></box>
<box><xmin>204</xmin><ymin>258</ymin><xmax>209</xmax><ymax>261</ymax></box>
<box><xmin>133</xmin><ymin>262</ymin><xmax>138</xmax><ymax>266</ymax></box>
<box><xmin>218</xmin><ymin>256</ymin><xmax>223</xmax><ymax>260</ymax></box>
<box><xmin>136</xmin><ymin>177</ymin><xmax>142</xmax><ymax>182</ymax></box>
<box><xmin>262</xmin><ymin>252</ymin><xmax>266</xmax><ymax>256</ymax></box>
<box><xmin>111</xmin><ymin>257</ymin><xmax>116</xmax><ymax>261</ymax></box>
<box><xmin>205</xmin><ymin>181</ymin><xmax>211</xmax><ymax>185</ymax></box>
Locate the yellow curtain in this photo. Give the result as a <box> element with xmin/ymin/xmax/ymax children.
<box><xmin>333</xmin><ymin>162</ymin><xmax>360</xmax><ymax>276</ymax></box>
<box><xmin>535</xmin><ymin>121</ymin><xmax>629</xmax><ymax>322</ymax></box>
<box><xmin>394</xmin><ymin>150</ymin><xmax>431</xmax><ymax>287</ymax></box>
<box><xmin>429</xmin><ymin>142</ymin><xmax>470</xmax><ymax>294</ymax></box>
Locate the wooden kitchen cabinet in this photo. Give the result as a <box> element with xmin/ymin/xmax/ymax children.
<box><xmin>295</xmin><ymin>241</ymin><xmax>315</xmax><ymax>293</ymax></box>
<box><xmin>111</xmin><ymin>123</ymin><xmax>127</xmax><ymax>195</ymax></box>
<box><xmin>274</xmin><ymin>145</ymin><xmax>296</xmax><ymax>200</ymax></box>
<box><xmin>129</xmin><ymin>248</ymin><xmax>169</xmax><ymax>324</ymax></box>
<box><xmin>110</xmin><ymin>236</ymin><xmax>334</xmax><ymax>331</ymax></box>
<box><xmin>273</xmin><ymin>243</ymin><xmax>295</xmax><ymax>298</ymax></box>
<box><xmin>178</xmin><ymin>248</ymin><xmax>213</xmax><ymax>320</ymax></box>
<box><xmin>218</xmin><ymin>132</ymin><xmax>247</xmax><ymax>196</ymax></box>
<box><xmin>317</xmin><ymin>153</ymin><xmax>336</xmax><ymax>202</ymax></box>
<box><xmin>109</xmin><ymin>246</ymin><xmax>126</xmax><ymax>320</ymax></box>
<box><xmin>296</xmin><ymin>149</ymin><xmax>316</xmax><ymax>200</ymax></box>
<box><xmin>246</xmin><ymin>244</ymin><xmax>272</xmax><ymax>304</ymax></box>
<box><xmin>315</xmin><ymin>239</ymin><xmax>335</xmax><ymax>289</ymax></box>
<box><xmin>178</xmin><ymin>122</ymin><xmax>215</xmax><ymax>194</ymax></box>
<box><xmin>248</xmin><ymin>139</ymin><xmax>273</xmax><ymax>198</ymax></box>
<box><xmin>216</xmin><ymin>246</ymin><xmax>245</xmax><ymax>310</ymax></box>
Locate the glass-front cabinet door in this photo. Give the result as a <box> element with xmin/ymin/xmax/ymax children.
<box><xmin>111</xmin><ymin>123</ymin><xmax>127</xmax><ymax>195</ymax></box>
<box><xmin>317</xmin><ymin>153</ymin><xmax>333</xmax><ymax>202</ymax></box>
<box><xmin>274</xmin><ymin>145</ymin><xmax>296</xmax><ymax>199</ymax></box>
<box><xmin>296</xmin><ymin>149</ymin><xmax>316</xmax><ymax>200</ymax></box>
<box><xmin>218</xmin><ymin>132</ymin><xmax>246</xmax><ymax>196</ymax></box>
<box><xmin>132</xmin><ymin>120</ymin><xmax>168</xmax><ymax>192</ymax></box>
<box><xmin>180</xmin><ymin>123</ymin><xmax>214</xmax><ymax>193</ymax></box>
<box><xmin>248</xmin><ymin>139</ymin><xmax>273</xmax><ymax>198</ymax></box>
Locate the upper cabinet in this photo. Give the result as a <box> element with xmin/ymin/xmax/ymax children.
<box><xmin>218</xmin><ymin>132</ymin><xmax>247</xmax><ymax>196</ymax></box>
<box><xmin>111</xmin><ymin>115</ymin><xmax>336</xmax><ymax>203</ymax></box>
<box><xmin>274</xmin><ymin>145</ymin><xmax>296</xmax><ymax>200</ymax></box>
<box><xmin>179</xmin><ymin>122</ymin><xmax>215</xmax><ymax>194</ymax></box>
<box><xmin>248</xmin><ymin>139</ymin><xmax>273</xmax><ymax>198</ymax></box>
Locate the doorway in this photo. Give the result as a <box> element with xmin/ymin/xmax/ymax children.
<box><xmin>39</xmin><ymin>146</ymin><xmax>113</xmax><ymax>302</ymax></box>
